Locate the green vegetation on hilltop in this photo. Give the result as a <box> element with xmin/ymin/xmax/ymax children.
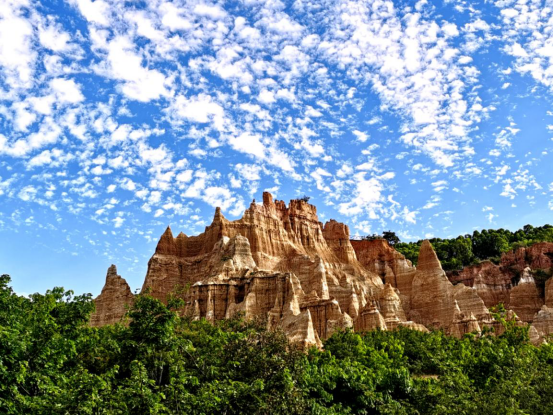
<box><xmin>364</xmin><ymin>224</ymin><xmax>552</xmax><ymax>271</ymax></box>
<box><xmin>0</xmin><ymin>274</ymin><xmax>552</xmax><ymax>414</ymax></box>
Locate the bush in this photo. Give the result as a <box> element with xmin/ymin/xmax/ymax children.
<box><xmin>0</xmin><ymin>275</ymin><xmax>552</xmax><ymax>414</ymax></box>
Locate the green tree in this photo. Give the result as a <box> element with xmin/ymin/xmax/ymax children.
<box><xmin>382</xmin><ymin>230</ymin><xmax>401</xmax><ymax>246</ymax></box>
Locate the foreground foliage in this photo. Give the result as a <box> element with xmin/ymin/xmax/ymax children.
<box><xmin>0</xmin><ymin>274</ymin><xmax>552</xmax><ymax>414</ymax></box>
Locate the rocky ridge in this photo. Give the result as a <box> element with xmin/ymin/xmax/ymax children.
<box><xmin>90</xmin><ymin>192</ymin><xmax>553</xmax><ymax>346</ymax></box>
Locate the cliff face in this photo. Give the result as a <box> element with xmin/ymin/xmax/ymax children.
<box><xmin>409</xmin><ymin>241</ymin><xmax>492</xmax><ymax>334</ymax></box>
<box><xmin>90</xmin><ymin>265</ymin><xmax>134</xmax><ymax>327</ymax></box>
<box><xmin>351</xmin><ymin>239</ymin><xmax>416</xmax><ymax>314</ymax></box>
<box><xmin>447</xmin><ymin>243</ymin><xmax>552</xmax><ymax>308</ymax></box>
<box><xmin>137</xmin><ymin>193</ymin><xmax>411</xmax><ymax>346</ymax></box>
<box><xmin>90</xmin><ymin>192</ymin><xmax>553</xmax><ymax>345</ymax></box>
<box><xmin>442</xmin><ymin>242</ymin><xmax>553</xmax><ymax>343</ymax></box>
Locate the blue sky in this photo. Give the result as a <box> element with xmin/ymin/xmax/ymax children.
<box><xmin>0</xmin><ymin>0</ymin><xmax>551</xmax><ymax>297</ymax></box>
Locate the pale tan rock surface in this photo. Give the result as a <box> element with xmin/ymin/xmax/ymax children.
<box><xmin>410</xmin><ymin>241</ymin><xmax>491</xmax><ymax>336</ymax></box>
<box><xmin>142</xmin><ymin>194</ymin><xmax>382</xmax><ymax>311</ymax></box>
<box><xmin>509</xmin><ymin>267</ymin><xmax>543</xmax><ymax>323</ymax></box>
<box><xmin>410</xmin><ymin>240</ymin><xmax>456</xmax><ymax>328</ymax></box>
<box><xmin>351</xmin><ymin>239</ymin><xmax>416</xmax><ymax>314</ymax></box>
<box><xmin>447</xmin><ymin>261</ymin><xmax>511</xmax><ymax>308</ymax></box>
<box><xmin>91</xmin><ymin>193</ymin><xmax>547</xmax><ymax>344</ymax></box>
<box><xmin>137</xmin><ymin>193</ymin><xmax>390</xmax><ymax>344</ymax></box>
<box><xmin>90</xmin><ymin>265</ymin><xmax>134</xmax><ymax>327</ymax></box>
<box><xmin>354</xmin><ymin>301</ymin><xmax>387</xmax><ymax>332</ymax></box>
<box><xmin>529</xmin><ymin>305</ymin><xmax>553</xmax><ymax>344</ymax></box>
<box><xmin>378</xmin><ymin>283</ymin><xmax>407</xmax><ymax>330</ymax></box>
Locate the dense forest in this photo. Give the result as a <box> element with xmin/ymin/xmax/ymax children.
<box><xmin>362</xmin><ymin>224</ymin><xmax>553</xmax><ymax>271</ymax></box>
<box><xmin>0</xmin><ymin>274</ymin><xmax>552</xmax><ymax>414</ymax></box>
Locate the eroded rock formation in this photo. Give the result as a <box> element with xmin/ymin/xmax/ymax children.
<box><xmin>90</xmin><ymin>265</ymin><xmax>134</xmax><ymax>327</ymax></box>
<box><xmin>351</xmin><ymin>239</ymin><xmax>416</xmax><ymax>314</ymax></box>
<box><xmin>446</xmin><ymin>243</ymin><xmax>553</xmax><ymax>342</ymax></box>
<box><xmin>509</xmin><ymin>267</ymin><xmax>544</xmax><ymax>323</ymax></box>
<box><xmin>447</xmin><ymin>242</ymin><xmax>553</xmax><ymax>310</ymax></box>
<box><xmin>90</xmin><ymin>192</ymin><xmax>553</xmax><ymax>346</ymax></box>
<box><xmin>529</xmin><ymin>305</ymin><xmax>553</xmax><ymax>343</ymax></box>
<box><xmin>409</xmin><ymin>241</ymin><xmax>492</xmax><ymax>334</ymax></box>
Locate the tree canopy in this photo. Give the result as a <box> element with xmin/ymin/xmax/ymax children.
<box><xmin>0</xmin><ymin>274</ymin><xmax>552</xmax><ymax>414</ymax></box>
<box><xmin>391</xmin><ymin>224</ymin><xmax>552</xmax><ymax>270</ymax></box>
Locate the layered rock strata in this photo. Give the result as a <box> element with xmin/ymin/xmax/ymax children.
<box><xmin>509</xmin><ymin>267</ymin><xmax>544</xmax><ymax>323</ymax></box>
<box><xmin>91</xmin><ymin>193</ymin><xmax>417</xmax><ymax>345</ymax></box>
<box><xmin>90</xmin><ymin>265</ymin><xmax>134</xmax><ymax>327</ymax></box>
<box><xmin>90</xmin><ymin>192</ymin><xmax>553</xmax><ymax>345</ymax></box>
<box><xmin>446</xmin><ymin>243</ymin><xmax>553</xmax><ymax>341</ymax></box>
<box><xmin>447</xmin><ymin>242</ymin><xmax>553</xmax><ymax>310</ymax></box>
<box><xmin>409</xmin><ymin>241</ymin><xmax>492</xmax><ymax>334</ymax></box>
<box><xmin>351</xmin><ymin>239</ymin><xmax>416</xmax><ymax>314</ymax></box>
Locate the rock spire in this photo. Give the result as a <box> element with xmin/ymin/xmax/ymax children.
<box><xmin>90</xmin><ymin>193</ymin><xmax>554</xmax><ymax>345</ymax></box>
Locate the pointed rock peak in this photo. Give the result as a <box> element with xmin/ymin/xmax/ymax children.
<box><xmin>247</xmin><ymin>199</ymin><xmax>258</xmax><ymax>211</ymax></box>
<box><xmin>106</xmin><ymin>264</ymin><xmax>119</xmax><ymax>279</ymax></box>
<box><xmin>176</xmin><ymin>231</ymin><xmax>188</xmax><ymax>239</ymax></box>
<box><xmin>288</xmin><ymin>196</ymin><xmax>318</xmax><ymax>218</ymax></box>
<box><xmin>417</xmin><ymin>240</ymin><xmax>443</xmax><ymax>273</ymax></box>
<box><xmin>107</xmin><ymin>264</ymin><xmax>117</xmax><ymax>276</ymax></box>
<box><xmin>101</xmin><ymin>264</ymin><xmax>132</xmax><ymax>294</ymax></box>
<box><xmin>213</xmin><ymin>207</ymin><xmax>225</xmax><ymax>223</ymax></box>
<box><xmin>163</xmin><ymin>226</ymin><xmax>174</xmax><ymax>238</ymax></box>
<box><xmin>155</xmin><ymin>226</ymin><xmax>177</xmax><ymax>254</ymax></box>
<box><xmin>263</xmin><ymin>191</ymin><xmax>274</xmax><ymax>206</ymax></box>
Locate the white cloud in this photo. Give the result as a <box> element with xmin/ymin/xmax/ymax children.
<box><xmin>431</xmin><ymin>180</ymin><xmax>448</xmax><ymax>192</ymax></box>
<box><xmin>0</xmin><ymin>0</ymin><xmax>550</xmax><ymax>264</ymax></box>
<box><xmin>176</xmin><ymin>170</ymin><xmax>193</xmax><ymax>183</ymax></box>
<box><xmin>202</xmin><ymin>186</ymin><xmax>239</xmax><ymax>212</ymax></box>
<box><xmin>338</xmin><ymin>172</ymin><xmax>391</xmax><ymax>217</ymax></box>
<box><xmin>70</xmin><ymin>0</ymin><xmax>110</xmax><ymax>26</ymax></box>
<box><xmin>50</xmin><ymin>78</ymin><xmax>85</xmax><ymax>103</ymax></box>
<box><xmin>496</xmin><ymin>0</ymin><xmax>552</xmax><ymax>88</ymax></box>
<box><xmin>193</xmin><ymin>4</ymin><xmax>227</xmax><ymax>20</ymax></box>
<box><xmin>228</xmin><ymin>132</ymin><xmax>266</xmax><ymax>160</ymax></box>
<box><xmin>38</xmin><ymin>22</ymin><xmax>81</xmax><ymax>55</ymax></box>
<box><xmin>401</xmin><ymin>206</ymin><xmax>417</xmax><ymax>224</ymax></box>
<box><xmin>500</xmin><ymin>181</ymin><xmax>517</xmax><ymax>199</ymax></box>
<box><xmin>113</xmin><ymin>216</ymin><xmax>125</xmax><ymax>228</ymax></box>
<box><xmin>27</xmin><ymin>148</ymin><xmax>72</xmax><ymax>168</ymax></box>
<box><xmin>310</xmin><ymin>167</ymin><xmax>332</xmax><ymax>192</ymax></box>
<box><xmin>168</xmin><ymin>93</ymin><xmax>225</xmax><ymax>127</ymax></box>
<box><xmin>352</xmin><ymin>130</ymin><xmax>368</xmax><ymax>142</ymax></box>
<box><xmin>321</xmin><ymin>0</ymin><xmax>483</xmax><ymax>166</ymax></box>
<box><xmin>257</xmin><ymin>89</ymin><xmax>276</xmax><ymax>105</ymax></box>
<box><xmin>96</xmin><ymin>36</ymin><xmax>171</xmax><ymax>102</ymax></box>
<box><xmin>0</xmin><ymin>2</ymin><xmax>35</xmax><ymax>89</ymax></box>
<box><xmin>18</xmin><ymin>185</ymin><xmax>37</xmax><ymax>202</ymax></box>
<box><xmin>0</xmin><ymin>118</ymin><xmax>61</xmax><ymax>157</ymax></box>
<box><xmin>235</xmin><ymin>164</ymin><xmax>262</xmax><ymax>181</ymax></box>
